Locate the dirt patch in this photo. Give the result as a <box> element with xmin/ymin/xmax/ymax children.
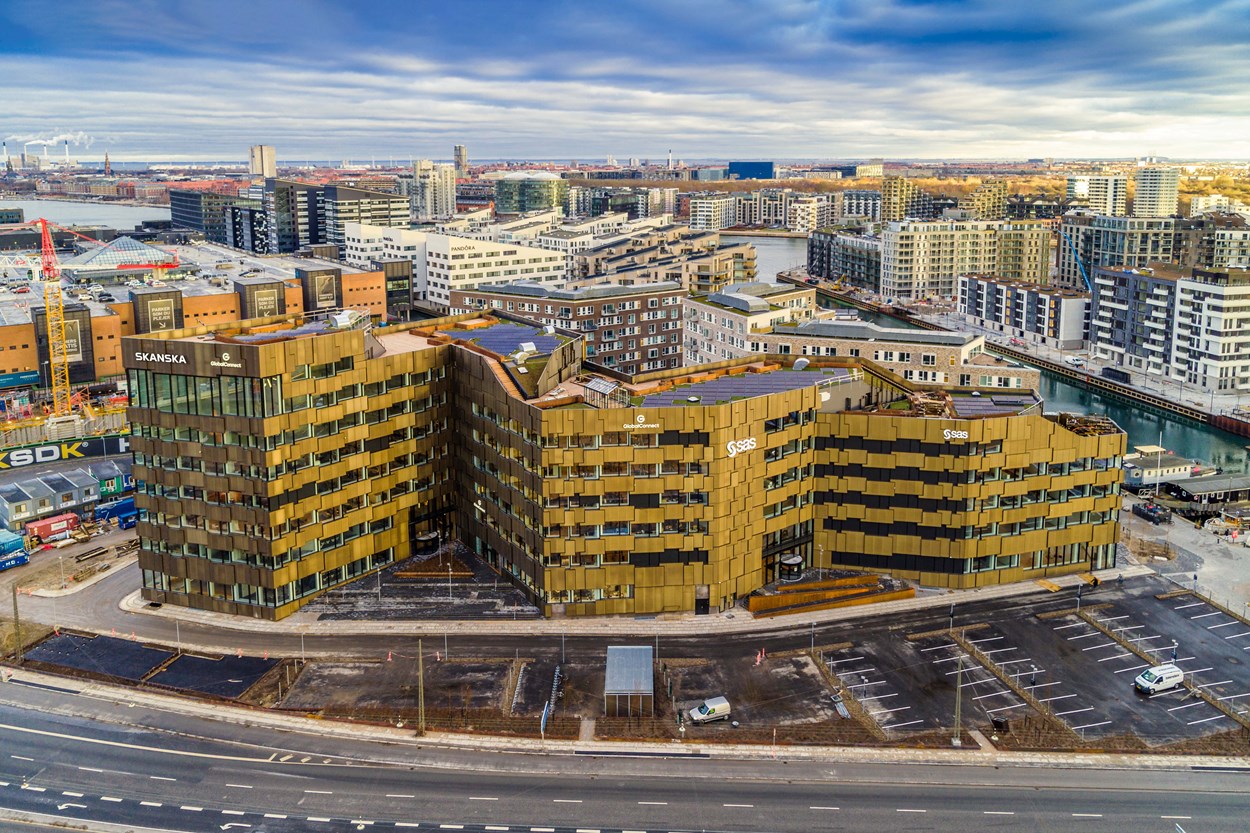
<box><xmin>0</xmin><ymin>617</ymin><xmax>53</xmax><ymax>659</ymax></box>
<box><xmin>279</xmin><ymin>658</ymin><xmax>509</xmax><ymax>713</ymax></box>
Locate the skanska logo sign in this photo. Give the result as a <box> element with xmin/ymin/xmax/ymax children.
<box><xmin>133</xmin><ymin>352</ymin><xmax>186</xmax><ymax>364</ymax></box>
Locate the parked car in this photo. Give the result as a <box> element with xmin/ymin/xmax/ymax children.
<box><xmin>1064</xmin><ymin>356</ymin><xmax>1086</xmax><ymax>367</ymax></box>
<box><xmin>688</xmin><ymin>696</ymin><xmax>732</xmax><ymax>724</ymax></box>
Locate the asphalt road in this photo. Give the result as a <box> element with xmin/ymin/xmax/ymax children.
<box><xmin>0</xmin><ymin>684</ymin><xmax>1246</xmax><ymax>833</ymax></box>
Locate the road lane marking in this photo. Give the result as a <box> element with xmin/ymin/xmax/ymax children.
<box><xmin>810</xmin><ymin>806</ymin><xmax>839</xmax><ymax>810</ymax></box>
<box><xmin>984</xmin><ymin>811</ymin><xmax>1015</xmax><ymax>815</ymax></box>
<box><xmin>61</xmin><ymin>791</ymin><xmax>83</xmax><ymax>797</ymax></box>
<box><xmin>897</xmin><ymin>808</ymin><xmax>926</xmax><ymax>813</ymax></box>
<box><xmin>305</xmin><ymin>789</ymin><xmax>333</xmax><ymax>794</ymax></box>
<box><xmin>531</xmin><ymin>828</ymin><xmax>556</xmax><ymax>832</ymax></box>
<box><xmin>226</xmin><ymin>783</ymin><xmax>253</xmax><ymax>789</ymax></box>
<box><xmin>181</xmin><ymin>806</ymin><xmax>203</xmax><ymax>811</ymax></box>
<box><xmin>1162</xmin><ymin>816</ymin><xmax>1192</xmax><ymax>820</ymax></box>
<box><xmin>553</xmin><ymin>799</ymin><xmax>582</xmax><ymax>803</ymax></box>
<box><xmin>1072</xmin><ymin>813</ymin><xmax>1103</xmax><ymax>817</ymax></box>
<box><xmin>575</xmin><ymin>829</ymin><xmax>600</xmax><ymax>833</ymax></box>
<box><xmin>20</xmin><ymin>785</ymin><xmax>45</xmax><ymax>792</ymax></box>
<box><xmin>387</xmin><ymin>794</ymin><xmax>416</xmax><ymax>798</ymax></box>
<box><xmin>149</xmin><ymin>776</ymin><xmax>176</xmax><ymax>781</ymax></box>
<box><xmin>77</xmin><ymin>767</ymin><xmax>103</xmax><ymax>773</ymax></box>
<box><xmin>638</xmin><ymin>801</ymin><xmax>668</xmax><ymax>805</ymax></box>
<box><xmin>140</xmin><ymin>801</ymin><xmax>162</xmax><ymax>807</ymax></box>
<box><xmin>101</xmin><ymin>796</ymin><xmax>122</xmax><ymax>802</ymax></box>
<box><xmin>307</xmin><ymin>818</ymin><xmax>332</xmax><ymax>823</ymax></box>
<box><xmin>469</xmin><ymin>796</ymin><xmax>499</xmax><ymax>801</ymax></box>
<box><xmin>438</xmin><ymin>826</ymin><xmax>461</xmax><ymax>830</ymax></box>
<box><xmin>222</xmin><ymin>809</ymin><xmax>245</xmax><ymax>815</ymax></box>
<box><xmin>396</xmin><ymin>825</ymin><xmax>421</xmax><ymax>829</ymax></box>
<box><xmin>486</xmin><ymin>827</ymin><xmax>511</xmax><ymax>831</ymax></box>
<box><xmin>0</xmin><ymin>722</ymin><xmax>324</xmax><ymax>766</ymax></box>
<box><xmin>264</xmin><ymin>813</ymin><xmax>287</xmax><ymax>819</ymax></box>
<box><xmin>723</xmin><ymin>803</ymin><xmax>754</xmax><ymax>808</ymax></box>
<box><xmin>352</xmin><ymin>823</ymin><xmax>375</xmax><ymax>827</ymax></box>
<box><xmin>10</xmin><ymin>755</ymin><xmax>33</xmax><ymax>761</ymax></box>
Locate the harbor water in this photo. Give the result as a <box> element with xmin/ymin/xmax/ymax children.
<box><xmin>0</xmin><ymin>198</ymin><xmax>171</xmax><ymax>228</ymax></box>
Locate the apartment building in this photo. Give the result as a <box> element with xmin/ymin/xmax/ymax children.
<box><xmin>786</xmin><ymin>195</ymin><xmax>834</xmax><ymax>234</ymax></box>
<box><xmin>682</xmin><ymin>283</ymin><xmax>1038</xmax><ymax>389</ymax></box>
<box><xmin>1066</xmin><ymin>175</ymin><xmax>1127</xmax><ymax>217</ymax></box>
<box><xmin>413</xmin><ymin>160</ymin><xmax>458</xmax><ymax>221</ymax></box>
<box><xmin>1090</xmin><ymin>263</ymin><xmax>1250</xmax><ymax>392</ymax></box>
<box><xmin>1191</xmin><ymin>194</ymin><xmax>1250</xmax><ymax>219</ymax></box>
<box><xmin>958</xmin><ymin>179</ymin><xmax>1009</xmax><ymax>220</ymax></box>
<box><xmin>169</xmin><ymin>191</ymin><xmax>260</xmax><ymax>244</ymax></box>
<box><xmin>881</xmin><ymin>176</ymin><xmax>934</xmax><ymax>222</ymax></box>
<box><xmin>127</xmin><ymin>309</ymin><xmax>1122</xmax><ymax>619</ymax></box>
<box><xmin>837</xmin><ymin>190</ymin><xmax>882</xmax><ymax>221</ymax></box>
<box><xmin>449</xmin><ymin>281</ymin><xmax>684</xmax><ymax>374</ymax></box>
<box><xmin>1134</xmin><ymin>167</ymin><xmax>1180</xmax><ymax>217</ymax></box>
<box><xmin>689</xmin><ymin>194</ymin><xmax>738</xmax><ymax>231</ymax></box>
<box><xmin>959</xmin><ymin>276</ymin><xmax>1090</xmax><ymax>349</ymax></box>
<box><xmin>807</xmin><ymin>228</ymin><xmax>882</xmax><ymax>291</ymax></box>
<box><xmin>880</xmin><ymin>219</ymin><xmax>1051</xmax><ymax>301</ymax></box>
<box><xmin>341</xmin><ymin>223</ymin><xmax>568</xmax><ymax>311</ymax></box>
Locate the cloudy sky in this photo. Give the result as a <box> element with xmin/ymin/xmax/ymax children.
<box><xmin>2</xmin><ymin>0</ymin><xmax>1249</xmax><ymax>162</ymax></box>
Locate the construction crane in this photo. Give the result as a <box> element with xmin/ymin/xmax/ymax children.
<box><xmin>18</xmin><ymin>219</ymin><xmax>179</xmax><ymax>416</ymax></box>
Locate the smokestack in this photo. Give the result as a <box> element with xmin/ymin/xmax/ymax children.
<box><xmin>64</xmin><ymin>139</ymin><xmax>70</xmax><ymax>166</ymax></box>
<box><xmin>667</xmin><ymin>149</ymin><xmax>673</xmax><ymax>170</ymax></box>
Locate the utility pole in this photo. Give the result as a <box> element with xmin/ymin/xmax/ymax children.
<box><xmin>418</xmin><ymin>638</ymin><xmax>425</xmax><ymax>736</ymax></box>
<box><xmin>10</xmin><ymin>585</ymin><xmax>21</xmax><ymax>666</ymax></box>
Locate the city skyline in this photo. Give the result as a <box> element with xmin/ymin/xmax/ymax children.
<box><xmin>1</xmin><ymin>0</ymin><xmax>1249</xmax><ymax>161</ymax></box>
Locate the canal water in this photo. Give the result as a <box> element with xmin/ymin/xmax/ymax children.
<box><xmin>0</xmin><ymin>198</ymin><xmax>171</xmax><ymax>229</ymax></box>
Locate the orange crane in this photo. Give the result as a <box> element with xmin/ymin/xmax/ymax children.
<box><xmin>26</xmin><ymin>218</ymin><xmax>178</xmax><ymax>416</ymax></box>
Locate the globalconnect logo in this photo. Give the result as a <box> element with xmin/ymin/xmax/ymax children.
<box><xmin>210</xmin><ymin>351</ymin><xmax>244</xmax><ymax>369</ymax></box>
<box><xmin>625</xmin><ymin>413</ymin><xmax>661</xmax><ymax>430</ymax></box>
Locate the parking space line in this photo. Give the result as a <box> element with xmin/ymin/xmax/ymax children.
<box><xmin>1208</xmin><ymin>622</ymin><xmax>1239</xmax><ymax>630</ymax></box>
<box><xmin>1190</xmin><ymin>611</ymin><xmax>1223</xmax><ymax>619</ymax></box>
<box><xmin>1188</xmin><ymin>715</ymin><xmax>1226</xmax><ymax>725</ymax></box>
<box><xmin>969</xmin><ymin>637</ymin><xmax>1004</xmax><ymax>644</ymax></box>
<box><xmin>878</xmin><ymin>706</ymin><xmax>912</xmax><ymax>714</ymax></box>
<box><xmin>1067</xmin><ymin>633</ymin><xmax>1103</xmax><ymax>641</ymax></box>
<box><xmin>1217</xmin><ymin>692</ymin><xmax>1250</xmax><ymax>701</ymax></box>
<box><xmin>1053</xmin><ymin>623</ymin><xmax>1084</xmax><ymax>631</ymax></box>
<box><xmin>932</xmin><ymin>655</ymin><xmax>966</xmax><ymax>664</ymax></box>
<box><xmin>1126</xmin><ymin>635</ymin><xmax>1163</xmax><ymax>643</ymax></box>
<box><xmin>1081</xmin><ymin>642</ymin><xmax>1118</xmax><ymax>651</ymax></box>
<box><xmin>981</xmin><ymin>648</ymin><xmax>1018</xmax><ymax>655</ymax></box>
<box><xmin>880</xmin><ymin>719</ymin><xmax>924</xmax><ymax>729</ymax></box>
<box><xmin>986</xmin><ymin>703</ymin><xmax>1029</xmax><ymax>713</ymax></box>
<box><xmin>1168</xmin><ymin>702</ymin><xmax>1205</xmax><ymax>712</ymax></box>
<box><xmin>1224</xmin><ymin>632</ymin><xmax>1250</xmax><ymax>640</ymax></box>
<box><xmin>1055</xmin><ymin>707</ymin><xmax>1095</xmax><ymax>716</ymax></box>
<box><xmin>1197</xmin><ymin>679</ymin><xmax>1233</xmax><ymax>688</ymax></box>
<box><xmin>1097</xmin><ymin>652</ymin><xmax>1132</xmax><ymax>662</ymax></box>
<box><xmin>1070</xmin><ymin>721</ymin><xmax>1112</xmax><ymax>731</ymax></box>
<box><xmin>921</xmin><ymin>644</ymin><xmax>957</xmax><ymax>652</ymax></box>
<box><xmin>996</xmin><ymin>658</ymin><xmax>1034</xmax><ymax>666</ymax></box>
<box><xmin>826</xmin><ymin>656</ymin><xmax>866</xmax><ymax>664</ymax></box>
<box><xmin>859</xmin><ymin>693</ymin><xmax>899</xmax><ymax>702</ymax></box>
<box><xmin>1180</xmin><ymin>666</ymin><xmax>1214</xmax><ymax>675</ymax></box>
<box><xmin>1096</xmin><ymin>615</ymin><xmax>1129</xmax><ymax>623</ymax></box>
<box><xmin>1174</xmin><ymin>602</ymin><xmax>1205</xmax><ymax>610</ymax></box>
<box><xmin>1027</xmin><ymin>680</ymin><xmax>1060</xmax><ymax>689</ymax></box>
<box><xmin>973</xmin><ymin>690</ymin><xmax>1016</xmax><ymax>701</ymax></box>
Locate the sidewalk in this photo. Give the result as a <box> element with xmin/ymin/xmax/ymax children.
<box><xmin>116</xmin><ymin>565</ymin><xmax>1157</xmax><ymax>638</ymax></box>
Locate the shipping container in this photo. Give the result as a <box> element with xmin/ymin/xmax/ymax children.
<box><xmin>94</xmin><ymin>497</ymin><xmax>135</xmax><ymax>522</ymax></box>
<box><xmin>0</xmin><ymin>552</ymin><xmax>28</xmax><ymax>573</ymax></box>
<box><xmin>25</xmin><ymin>512</ymin><xmax>80</xmax><ymax>541</ymax></box>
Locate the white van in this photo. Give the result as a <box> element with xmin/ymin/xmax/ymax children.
<box><xmin>689</xmin><ymin>696</ymin><xmax>731</xmax><ymax>724</ymax></box>
<box><xmin>1064</xmin><ymin>356</ymin><xmax>1086</xmax><ymax>367</ymax></box>
<box><xmin>1134</xmin><ymin>663</ymin><xmax>1184</xmax><ymax>694</ymax></box>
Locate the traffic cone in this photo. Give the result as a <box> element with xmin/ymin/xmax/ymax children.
<box><xmin>386</xmin><ymin>651</ymin><xmax>393</xmax><ymax>662</ymax></box>
<box><xmin>237</xmin><ymin>648</ymin><xmax>242</xmax><ymax>658</ymax></box>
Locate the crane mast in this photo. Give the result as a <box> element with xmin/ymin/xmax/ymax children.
<box><xmin>38</xmin><ymin>219</ymin><xmax>73</xmax><ymax>416</ymax></box>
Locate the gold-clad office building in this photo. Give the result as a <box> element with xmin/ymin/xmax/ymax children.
<box><xmin>125</xmin><ymin>310</ymin><xmax>1124</xmax><ymax>620</ymax></box>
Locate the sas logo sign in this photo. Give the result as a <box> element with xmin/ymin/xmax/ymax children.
<box><xmin>943</xmin><ymin>429</ymin><xmax>969</xmax><ymax>441</ymax></box>
<box><xmin>726</xmin><ymin>437</ymin><xmax>757</xmax><ymax>458</ymax></box>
